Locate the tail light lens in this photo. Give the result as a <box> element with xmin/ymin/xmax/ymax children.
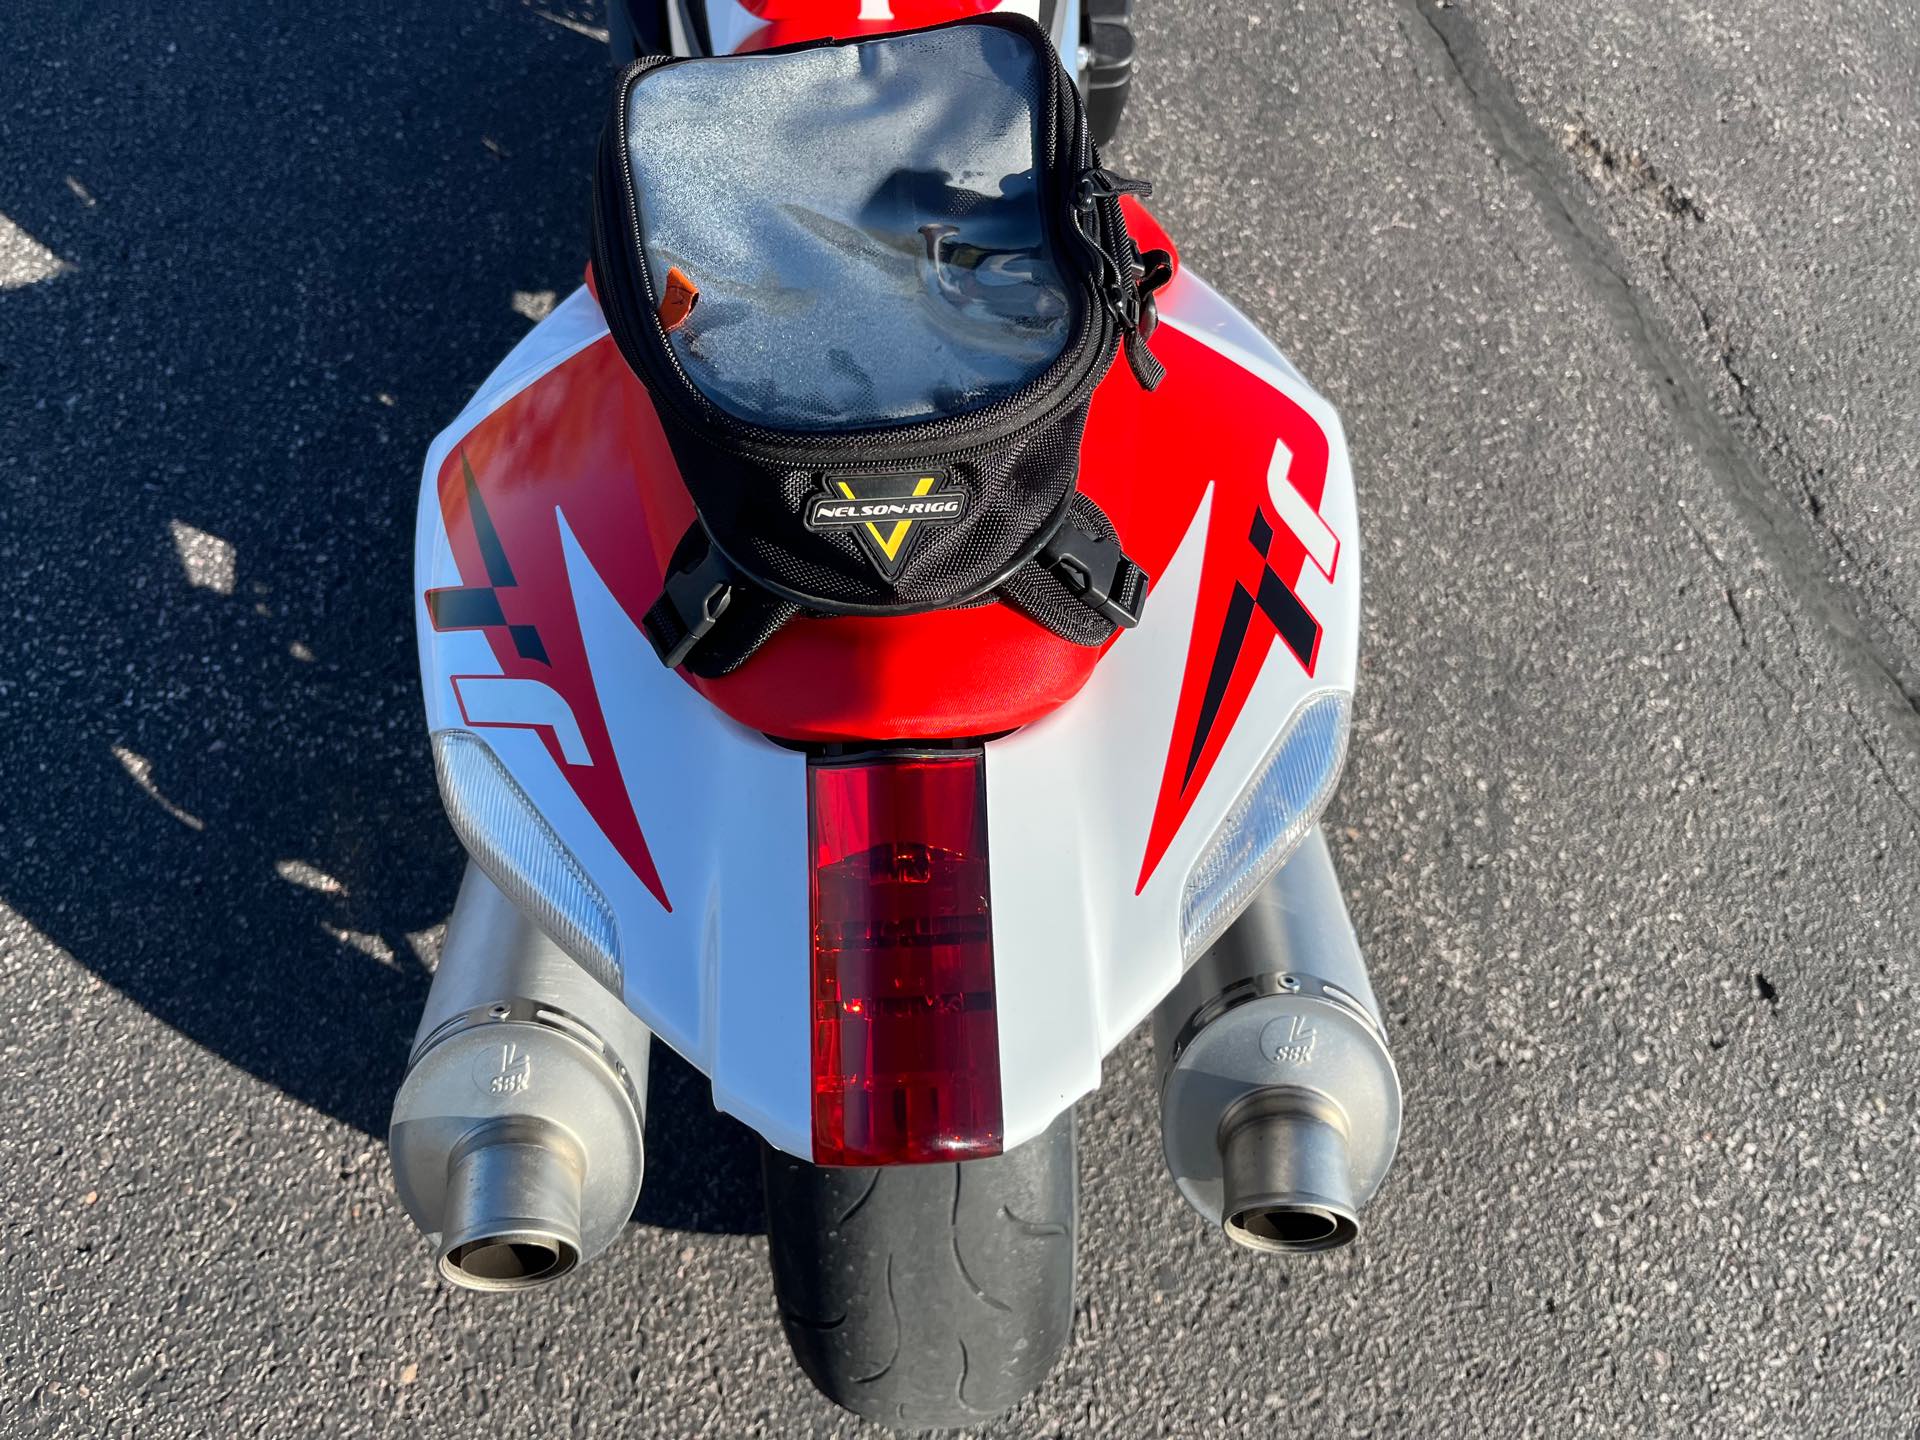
<box><xmin>808</xmin><ymin>751</ymin><xmax>1002</xmax><ymax>1165</ymax></box>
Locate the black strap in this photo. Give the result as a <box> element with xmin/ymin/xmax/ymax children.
<box><xmin>1124</xmin><ymin>246</ymin><xmax>1174</xmax><ymax>389</ymax></box>
<box><xmin>643</xmin><ymin>513</ymin><xmax>1148</xmax><ymax>672</ymax></box>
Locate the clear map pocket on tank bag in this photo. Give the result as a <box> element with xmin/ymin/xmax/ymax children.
<box><xmin>588</xmin><ymin>13</ymin><xmax>1172</xmax><ymax>675</ymax></box>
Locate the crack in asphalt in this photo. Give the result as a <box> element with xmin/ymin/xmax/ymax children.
<box><xmin>1402</xmin><ymin>0</ymin><xmax>1920</xmax><ymax>835</ymax></box>
<box><xmin>1678</xmin><ymin>503</ymin><xmax>1920</xmax><ymax>832</ymax></box>
<box><xmin>1676</xmin><ymin>507</ymin><xmax>1793</xmax><ymax>713</ymax></box>
<box><xmin>1561</xmin><ymin>119</ymin><xmax>1709</xmax><ymax>225</ymax></box>
<box><xmin>1655</xmin><ymin>243</ymin><xmax>1920</xmax><ymax>678</ymax></box>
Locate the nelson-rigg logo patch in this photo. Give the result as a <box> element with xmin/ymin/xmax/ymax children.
<box><xmin>804</xmin><ymin>471</ymin><xmax>969</xmax><ymax>579</ymax></box>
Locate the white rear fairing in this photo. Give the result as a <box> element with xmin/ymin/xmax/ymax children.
<box><xmin>416</xmin><ymin>289</ymin><xmax>813</xmax><ymax>1156</ymax></box>
<box><xmin>417</xmin><ymin>275</ymin><xmax>1357</xmax><ymax>1160</ymax></box>
<box><xmin>985</xmin><ymin>281</ymin><xmax>1360</xmax><ymax>1148</ymax></box>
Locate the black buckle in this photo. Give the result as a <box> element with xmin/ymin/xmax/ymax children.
<box><xmin>1040</xmin><ymin>521</ymin><xmax>1148</xmax><ymax>629</ymax></box>
<box><xmin>643</xmin><ymin>544</ymin><xmax>734</xmax><ymax>668</ymax></box>
<box><xmin>1136</xmin><ymin>246</ymin><xmax>1175</xmax><ymax>296</ymax></box>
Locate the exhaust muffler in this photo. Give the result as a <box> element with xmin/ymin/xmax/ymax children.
<box><xmin>1154</xmin><ymin>826</ymin><xmax>1400</xmax><ymax>1254</ymax></box>
<box><xmin>389</xmin><ymin>863</ymin><xmax>649</xmax><ymax>1290</ymax></box>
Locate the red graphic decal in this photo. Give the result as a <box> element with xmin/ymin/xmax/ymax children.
<box><xmin>733</xmin><ymin>0</ymin><xmax>998</xmax><ymax>50</ymax></box>
<box><xmin>735</xmin><ymin>0</ymin><xmax>994</xmax><ymax>16</ymax></box>
<box><xmin>1066</xmin><ymin>298</ymin><xmax>1338</xmax><ymax>895</ymax></box>
<box><xmin>448</xmin><ymin>674</ymin><xmax>592</xmax><ymax>766</ymax></box>
<box><xmin>432</xmin><ymin>350</ymin><xmax>695</xmax><ymax>911</ymax></box>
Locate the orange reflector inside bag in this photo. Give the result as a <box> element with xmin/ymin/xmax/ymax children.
<box><xmin>657</xmin><ymin>266</ymin><xmax>699</xmax><ymax>331</ymax></box>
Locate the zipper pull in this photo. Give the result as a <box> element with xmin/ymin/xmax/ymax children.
<box><xmin>1103</xmin><ymin>274</ymin><xmax>1163</xmax><ymax>392</ymax></box>
<box><xmin>1120</xmin><ymin>247</ymin><xmax>1174</xmax><ymax>391</ymax></box>
<box><xmin>1124</xmin><ymin>327</ymin><xmax>1166</xmax><ymax>390</ymax></box>
<box><xmin>1076</xmin><ymin>168</ymin><xmax>1154</xmax><ymax>209</ymax></box>
<box><xmin>1071</xmin><ymin>170</ymin><xmax>1169</xmax><ymax>390</ymax></box>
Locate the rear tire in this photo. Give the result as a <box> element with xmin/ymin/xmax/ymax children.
<box><xmin>762</xmin><ymin>1111</ymin><xmax>1077</xmax><ymax>1430</ymax></box>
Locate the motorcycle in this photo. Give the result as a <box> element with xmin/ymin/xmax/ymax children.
<box><xmin>388</xmin><ymin>3</ymin><xmax>1400</xmax><ymax>1428</ymax></box>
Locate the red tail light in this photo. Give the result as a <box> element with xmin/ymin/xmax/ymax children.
<box><xmin>808</xmin><ymin>751</ymin><xmax>1002</xmax><ymax>1165</ymax></box>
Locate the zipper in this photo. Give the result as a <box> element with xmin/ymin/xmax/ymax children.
<box><xmin>600</xmin><ymin>53</ymin><xmax>709</xmax><ymax>429</ymax></box>
<box><xmin>591</xmin><ymin>34</ymin><xmax>1128</xmax><ymax>466</ymax></box>
<box><xmin>1059</xmin><ymin>36</ymin><xmax>1159</xmax><ymax>395</ymax></box>
<box><xmin>1071</xmin><ymin>157</ymin><xmax>1165</xmax><ymax>390</ymax></box>
<box><xmin>1076</xmin><ymin>168</ymin><xmax>1153</xmax><ymax>207</ymax></box>
<box><xmin>1049</xmin><ymin>19</ymin><xmax>1163</xmax><ymax>391</ymax></box>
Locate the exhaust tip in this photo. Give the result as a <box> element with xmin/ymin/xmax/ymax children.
<box><xmin>1225</xmin><ymin>1200</ymin><xmax>1358</xmax><ymax>1254</ymax></box>
<box><xmin>1218</xmin><ymin>1090</ymin><xmax>1360</xmax><ymax>1256</ymax></box>
<box><xmin>435</xmin><ymin>1119</ymin><xmax>586</xmax><ymax>1293</ymax></box>
<box><xmin>440</xmin><ymin>1231</ymin><xmax>581</xmax><ymax>1290</ymax></box>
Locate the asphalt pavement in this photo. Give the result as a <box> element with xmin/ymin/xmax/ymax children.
<box><xmin>3</xmin><ymin>2</ymin><xmax>1917</xmax><ymax>1436</ymax></box>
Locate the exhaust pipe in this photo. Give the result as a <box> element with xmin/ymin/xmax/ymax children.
<box><xmin>1153</xmin><ymin>826</ymin><xmax>1399</xmax><ymax>1254</ymax></box>
<box><xmin>388</xmin><ymin>863</ymin><xmax>649</xmax><ymax>1291</ymax></box>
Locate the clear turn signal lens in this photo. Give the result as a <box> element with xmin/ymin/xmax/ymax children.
<box><xmin>431</xmin><ymin>729</ymin><xmax>622</xmax><ymax>993</ymax></box>
<box><xmin>1180</xmin><ymin>691</ymin><xmax>1350</xmax><ymax>962</ymax></box>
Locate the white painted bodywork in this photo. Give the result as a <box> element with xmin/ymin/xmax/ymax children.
<box><xmin>416</xmin><ymin>289</ymin><xmax>814</xmax><ymax>1157</ymax></box>
<box><xmin>984</xmin><ymin>278</ymin><xmax>1360</xmax><ymax>1148</ymax></box>
<box><xmin>416</xmin><ymin>278</ymin><xmax>1357</xmax><ymax>1159</ymax></box>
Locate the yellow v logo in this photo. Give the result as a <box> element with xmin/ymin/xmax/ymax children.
<box><xmin>837</xmin><ymin>475</ymin><xmax>938</xmax><ymax>564</ymax></box>
<box><xmin>803</xmin><ymin>471</ymin><xmax>969</xmax><ymax>579</ymax></box>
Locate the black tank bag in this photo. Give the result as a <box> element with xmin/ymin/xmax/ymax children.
<box><xmin>589</xmin><ymin>14</ymin><xmax>1169</xmax><ymax>675</ymax></box>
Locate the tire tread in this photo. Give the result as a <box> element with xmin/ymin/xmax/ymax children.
<box><xmin>761</xmin><ymin>1112</ymin><xmax>1077</xmax><ymax>1429</ymax></box>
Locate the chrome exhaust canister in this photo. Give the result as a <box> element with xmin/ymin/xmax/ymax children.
<box><xmin>1154</xmin><ymin>827</ymin><xmax>1400</xmax><ymax>1254</ymax></box>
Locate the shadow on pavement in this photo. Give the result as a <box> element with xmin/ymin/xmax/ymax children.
<box><xmin>0</xmin><ymin>0</ymin><xmax>763</xmax><ymax>1235</ymax></box>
